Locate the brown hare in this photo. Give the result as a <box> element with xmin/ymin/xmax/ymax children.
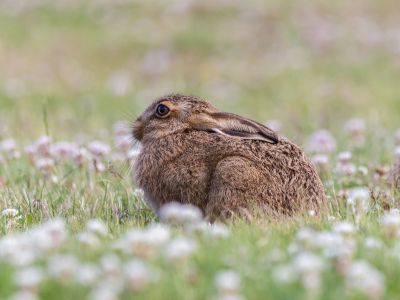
<box><xmin>133</xmin><ymin>94</ymin><xmax>326</xmax><ymax>220</ymax></box>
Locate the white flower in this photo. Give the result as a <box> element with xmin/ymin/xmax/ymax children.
<box><xmin>145</xmin><ymin>224</ymin><xmax>171</xmax><ymax>244</ymax></box>
<box><xmin>336</xmin><ymin>152</ymin><xmax>356</xmax><ymax>175</ymax></box>
<box><xmin>216</xmin><ymin>295</ymin><xmax>245</xmax><ymax>300</ymax></box>
<box><xmin>124</xmin><ymin>260</ymin><xmax>157</xmax><ymax>291</ymax></box>
<box><xmin>86</xmin><ymin>219</ymin><xmax>108</xmax><ymax>237</ymax></box>
<box><xmin>47</xmin><ymin>255</ymin><xmax>78</xmax><ymax>283</ymax></box>
<box><xmin>345</xmin><ymin>261</ymin><xmax>384</xmax><ymax>300</ymax></box>
<box><xmin>215</xmin><ymin>270</ymin><xmax>242</xmax><ymax>294</ymax></box>
<box><xmin>347</xmin><ymin>187</ymin><xmax>370</xmax><ymax>219</ymax></box>
<box><xmin>77</xmin><ymin>231</ymin><xmax>101</xmax><ymax>247</ymax></box>
<box><xmin>332</xmin><ymin>222</ymin><xmax>356</xmax><ymax>238</ymax></box>
<box><xmin>311</xmin><ymin>154</ymin><xmax>329</xmax><ymax>166</ymax></box>
<box><xmin>100</xmin><ymin>254</ymin><xmax>122</xmax><ymax>279</ymax></box>
<box><xmin>164</xmin><ymin>237</ymin><xmax>197</xmax><ymax>264</ymax></box>
<box><xmin>186</xmin><ymin>222</ymin><xmax>230</xmax><ymax>238</ymax></box>
<box><xmin>207</xmin><ymin>223</ymin><xmax>230</xmax><ymax>238</ymax></box>
<box><xmin>272</xmin><ymin>264</ymin><xmax>297</xmax><ymax>284</ymax></box>
<box><xmin>381</xmin><ymin>209</ymin><xmax>400</xmax><ymax>237</ymax></box>
<box><xmin>0</xmin><ymin>235</ymin><xmax>37</xmax><ymax>266</ymax></box>
<box><xmin>295</xmin><ymin>227</ymin><xmax>317</xmax><ymax>250</ymax></box>
<box><xmin>89</xmin><ymin>286</ymin><xmax>119</xmax><ymax>300</ymax></box>
<box><xmin>293</xmin><ymin>252</ymin><xmax>325</xmax><ymax>274</ymax></box>
<box><xmin>315</xmin><ymin>231</ymin><xmax>355</xmax><ymax>259</ymax></box>
<box><xmin>33</xmin><ymin>218</ymin><xmax>67</xmax><ymax>250</ymax></box>
<box><xmin>338</xmin><ymin>151</ymin><xmax>352</xmax><ymax>163</ymax></box>
<box><xmin>293</xmin><ymin>252</ymin><xmax>325</xmax><ymax>292</ymax></box>
<box><xmin>266</xmin><ymin>248</ymin><xmax>285</xmax><ymax>263</ymax></box>
<box><xmin>117</xmin><ymin>224</ymin><xmax>170</xmax><ymax>258</ymax></box>
<box><xmin>35</xmin><ymin>158</ymin><xmax>55</xmax><ymax>173</ymax></box>
<box><xmin>358</xmin><ymin>166</ymin><xmax>369</xmax><ymax>176</ymax></box>
<box><xmin>309</xmin><ymin>130</ymin><xmax>336</xmax><ymax>153</ymax></box>
<box><xmin>132</xmin><ymin>188</ymin><xmax>145</xmax><ymax>199</ymax></box>
<box><xmin>364</xmin><ymin>237</ymin><xmax>383</xmax><ymax>250</ymax></box>
<box><xmin>15</xmin><ymin>267</ymin><xmax>43</xmax><ymax>291</ymax></box>
<box><xmin>0</xmin><ymin>138</ymin><xmax>17</xmax><ymax>153</ymax></box>
<box><xmin>348</xmin><ymin>187</ymin><xmax>370</xmax><ymax>201</ymax></box>
<box><xmin>75</xmin><ymin>264</ymin><xmax>100</xmax><ymax>286</ymax></box>
<box><xmin>159</xmin><ymin>202</ymin><xmax>203</xmax><ymax>226</ymax></box>
<box><xmin>2</xmin><ymin>208</ymin><xmax>20</xmax><ymax>218</ymax></box>
<box><xmin>8</xmin><ymin>291</ymin><xmax>39</xmax><ymax>300</ymax></box>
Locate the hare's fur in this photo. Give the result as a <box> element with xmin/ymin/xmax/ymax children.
<box><xmin>133</xmin><ymin>94</ymin><xmax>326</xmax><ymax>220</ymax></box>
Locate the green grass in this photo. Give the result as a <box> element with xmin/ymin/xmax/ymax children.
<box><xmin>1</xmin><ymin>0</ymin><xmax>400</xmax><ymax>299</ymax></box>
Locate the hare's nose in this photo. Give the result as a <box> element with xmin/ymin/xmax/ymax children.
<box><xmin>132</xmin><ymin>120</ymin><xmax>144</xmax><ymax>141</ymax></box>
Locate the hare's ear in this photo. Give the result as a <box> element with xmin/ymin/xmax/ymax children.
<box><xmin>188</xmin><ymin>112</ymin><xmax>279</xmax><ymax>144</ymax></box>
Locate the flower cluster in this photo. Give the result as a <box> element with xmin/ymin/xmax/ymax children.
<box><xmin>0</xmin><ymin>121</ymin><xmax>140</xmax><ymax>181</ymax></box>
<box><xmin>0</xmin><ymin>202</ymin><xmax>231</xmax><ymax>299</ymax></box>
<box><xmin>273</xmin><ymin>222</ymin><xmax>385</xmax><ymax>299</ymax></box>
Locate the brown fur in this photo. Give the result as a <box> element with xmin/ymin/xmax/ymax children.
<box><xmin>133</xmin><ymin>94</ymin><xmax>326</xmax><ymax>220</ymax></box>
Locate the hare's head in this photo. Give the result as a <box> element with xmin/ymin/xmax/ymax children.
<box><xmin>133</xmin><ymin>94</ymin><xmax>279</xmax><ymax>144</ymax></box>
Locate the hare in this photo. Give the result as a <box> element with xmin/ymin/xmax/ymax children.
<box><xmin>133</xmin><ymin>94</ymin><xmax>326</xmax><ymax>220</ymax></box>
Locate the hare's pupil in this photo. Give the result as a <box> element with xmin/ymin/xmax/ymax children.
<box><xmin>157</xmin><ymin>104</ymin><xmax>169</xmax><ymax>116</ymax></box>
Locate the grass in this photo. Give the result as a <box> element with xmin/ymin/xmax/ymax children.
<box><xmin>1</xmin><ymin>0</ymin><xmax>400</xmax><ymax>299</ymax></box>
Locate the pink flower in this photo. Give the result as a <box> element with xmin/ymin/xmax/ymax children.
<box><xmin>35</xmin><ymin>158</ymin><xmax>55</xmax><ymax>175</ymax></box>
<box><xmin>73</xmin><ymin>148</ymin><xmax>90</xmax><ymax>167</ymax></box>
<box><xmin>344</xmin><ymin>118</ymin><xmax>366</xmax><ymax>146</ymax></box>
<box><xmin>0</xmin><ymin>139</ymin><xmax>19</xmax><ymax>159</ymax></box>
<box><xmin>115</xmin><ymin>135</ymin><xmax>131</xmax><ymax>153</ymax></box>
<box><xmin>50</xmin><ymin>142</ymin><xmax>79</xmax><ymax>161</ymax></box>
<box><xmin>113</xmin><ymin>121</ymin><xmax>131</xmax><ymax>137</ymax></box>
<box><xmin>336</xmin><ymin>151</ymin><xmax>356</xmax><ymax>175</ymax></box>
<box><xmin>88</xmin><ymin>141</ymin><xmax>110</xmax><ymax>158</ymax></box>
<box><xmin>344</xmin><ymin>118</ymin><xmax>365</xmax><ymax>135</ymax></box>
<box><xmin>35</xmin><ymin>136</ymin><xmax>52</xmax><ymax>156</ymax></box>
<box><xmin>309</xmin><ymin>130</ymin><xmax>336</xmax><ymax>153</ymax></box>
<box><xmin>0</xmin><ymin>139</ymin><xmax>17</xmax><ymax>153</ymax></box>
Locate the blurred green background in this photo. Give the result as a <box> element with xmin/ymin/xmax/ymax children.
<box><xmin>1</xmin><ymin>0</ymin><xmax>400</xmax><ymax>140</ymax></box>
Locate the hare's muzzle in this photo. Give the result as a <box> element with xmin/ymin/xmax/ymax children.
<box><xmin>132</xmin><ymin>119</ymin><xmax>144</xmax><ymax>141</ymax></box>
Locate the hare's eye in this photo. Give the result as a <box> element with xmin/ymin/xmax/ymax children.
<box><xmin>155</xmin><ymin>104</ymin><xmax>170</xmax><ymax>118</ymax></box>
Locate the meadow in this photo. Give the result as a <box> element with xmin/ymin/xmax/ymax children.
<box><xmin>1</xmin><ymin>0</ymin><xmax>400</xmax><ymax>299</ymax></box>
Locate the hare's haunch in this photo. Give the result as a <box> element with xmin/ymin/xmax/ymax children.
<box><xmin>133</xmin><ymin>94</ymin><xmax>326</xmax><ymax>220</ymax></box>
